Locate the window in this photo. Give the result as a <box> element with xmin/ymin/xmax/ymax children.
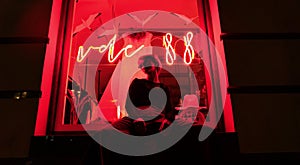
<box><xmin>42</xmin><ymin>0</ymin><xmax>231</xmax><ymax>134</ymax></box>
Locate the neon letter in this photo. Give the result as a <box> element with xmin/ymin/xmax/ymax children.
<box><xmin>163</xmin><ymin>33</ymin><xmax>176</xmax><ymax>65</ymax></box>
<box><xmin>183</xmin><ymin>32</ymin><xmax>195</xmax><ymax>65</ymax></box>
<box><xmin>77</xmin><ymin>34</ymin><xmax>144</xmax><ymax>63</ymax></box>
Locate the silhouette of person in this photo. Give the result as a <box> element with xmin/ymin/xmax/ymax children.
<box><xmin>112</xmin><ymin>54</ymin><xmax>174</xmax><ymax>135</ymax></box>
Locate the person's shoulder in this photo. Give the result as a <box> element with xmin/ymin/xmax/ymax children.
<box><xmin>130</xmin><ymin>78</ymin><xmax>149</xmax><ymax>86</ymax></box>
<box><xmin>132</xmin><ymin>78</ymin><xmax>147</xmax><ymax>83</ymax></box>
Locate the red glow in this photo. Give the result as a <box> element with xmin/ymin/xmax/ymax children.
<box><xmin>208</xmin><ymin>0</ymin><xmax>235</xmax><ymax>132</ymax></box>
<box><xmin>35</xmin><ymin>0</ymin><xmax>63</xmax><ymax>135</ymax></box>
<box><xmin>35</xmin><ymin>0</ymin><xmax>234</xmax><ymax>133</ymax></box>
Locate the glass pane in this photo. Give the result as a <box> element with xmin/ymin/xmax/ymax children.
<box><xmin>62</xmin><ymin>0</ymin><xmax>209</xmax><ymax>128</ymax></box>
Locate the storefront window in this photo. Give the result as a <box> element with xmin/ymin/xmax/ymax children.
<box><xmin>49</xmin><ymin>0</ymin><xmax>228</xmax><ymax>133</ymax></box>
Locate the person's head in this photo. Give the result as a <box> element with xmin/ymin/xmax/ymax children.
<box><xmin>138</xmin><ymin>55</ymin><xmax>162</xmax><ymax>76</ymax></box>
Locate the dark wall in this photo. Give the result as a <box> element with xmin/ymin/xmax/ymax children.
<box><xmin>0</xmin><ymin>0</ymin><xmax>52</xmax><ymax>158</ymax></box>
<box><xmin>218</xmin><ymin>0</ymin><xmax>300</xmax><ymax>153</ymax></box>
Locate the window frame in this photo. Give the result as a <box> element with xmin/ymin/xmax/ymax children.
<box><xmin>42</xmin><ymin>0</ymin><xmax>231</xmax><ymax>134</ymax></box>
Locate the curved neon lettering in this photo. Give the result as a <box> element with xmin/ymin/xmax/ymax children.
<box><xmin>163</xmin><ymin>33</ymin><xmax>176</xmax><ymax>65</ymax></box>
<box><xmin>77</xmin><ymin>32</ymin><xmax>195</xmax><ymax>65</ymax></box>
<box><xmin>183</xmin><ymin>32</ymin><xmax>195</xmax><ymax>65</ymax></box>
